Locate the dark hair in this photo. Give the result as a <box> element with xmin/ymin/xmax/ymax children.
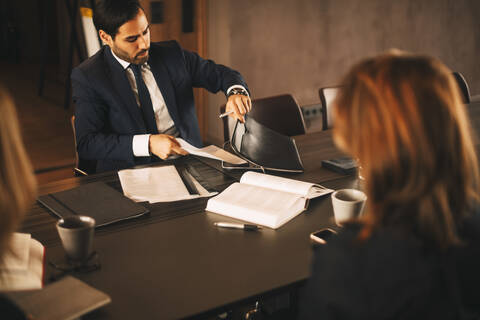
<box><xmin>93</xmin><ymin>0</ymin><xmax>144</xmax><ymax>38</ymax></box>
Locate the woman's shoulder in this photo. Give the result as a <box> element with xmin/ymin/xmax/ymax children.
<box><xmin>311</xmin><ymin>222</ymin><xmax>438</xmax><ymax>297</ymax></box>
<box><xmin>302</xmin><ymin>223</ymin><xmax>449</xmax><ymax>319</ymax></box>
<box><xmin>316</xmin><ymin>222</ymin><xmax>426</xmax><ymax>260</ymax></box>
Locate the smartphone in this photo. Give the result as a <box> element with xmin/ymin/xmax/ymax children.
<box><xmin>321</xmin><ymin>157</ymin><xmax>357</xmax><ymax>175</ymax></box>
<box><xmin>310</xmin><ymin>228</ymin><xmax>337</xmax><ymax>244</ymax></box>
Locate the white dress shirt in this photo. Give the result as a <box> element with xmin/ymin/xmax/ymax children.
<box><xmin>111</xmin><ymin>50</ymin><xmax>247</xmax><ymax>157</ymax></box>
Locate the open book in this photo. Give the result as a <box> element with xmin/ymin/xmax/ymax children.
<box><xmin>206</xmin><ymin>172</ymin><xmax>334</xmax><ymax>229</ymax></box>
<box><xmin>0</xmin><ymin>233</ymin><xmax>45</xmax><ymax>291</ymax></box>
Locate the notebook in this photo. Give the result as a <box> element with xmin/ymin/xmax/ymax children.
<box><xmin>37</xmin><ymin>181</ymin><xmax>150</xmax><ymax>227</ymax></box>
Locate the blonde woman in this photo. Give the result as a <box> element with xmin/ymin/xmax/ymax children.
<box><xmin>0</xmin><ymin>85</ymin><xmax>37</xmax><ymax>318</ymax></box>
<box><xmin>300</xmin><ymin>52</ymin><xmax>480</xmax><ymax>319</ymax></box>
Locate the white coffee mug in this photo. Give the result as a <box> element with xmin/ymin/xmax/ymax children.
<box><xmin>331</xmin><ymin>189</ymin><xmax>367</xmax><ymax>226</ymax></box>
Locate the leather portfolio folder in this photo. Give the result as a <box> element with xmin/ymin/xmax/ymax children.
<box><xmin>6</xmin><ymin>276</ymin><xmax>111</xmax><ymax>320</ymax></box>
<box><xmin>37</xmin><ymin>181</ymin><xmax>149</xmax><ymax>227</ymax></box>
<box><xmin>230</xmin><ymin>116</ymin><xmax>304</xmax><ymax>172</ymax></box>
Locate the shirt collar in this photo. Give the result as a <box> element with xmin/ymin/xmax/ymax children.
<box><xmin>110</xmin><ymin>47</ymin><xmax>131</xmax><ymax>70</ymax></box>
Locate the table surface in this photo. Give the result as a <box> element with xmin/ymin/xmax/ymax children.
<box><xmin>21</xmin><ymin>101</ymin><xmax>480</xmax><ymax>319</ymax></box>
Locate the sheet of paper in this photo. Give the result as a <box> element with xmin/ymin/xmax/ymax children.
<box><xmin>177</xmin><ymin>138</ymin><xmax>247</xmax><ymax>165</ymax></box>
<box><xmin>118</xmin><ymin>166</ymin><xmax>216</xmax><ymax>203</ymax></box>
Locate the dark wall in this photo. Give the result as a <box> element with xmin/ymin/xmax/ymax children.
<box><xmin>1</xmin><ymin>0</ymin><xmax>59</xmax><ymax>63</ymax></box>
<box><xmin>206</xmin><ymin>0</ymin><xmax>480</xmax><ymax>143</ymax></box>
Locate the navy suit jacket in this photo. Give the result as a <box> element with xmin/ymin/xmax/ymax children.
<box><xmin>72</xmin><ymin>40</ymin><xmax>248</xmax><ymax>173</ymax></box>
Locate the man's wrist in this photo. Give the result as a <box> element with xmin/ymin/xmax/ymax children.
<box><xmin>226</xmin><ymin>85</ymin><xmax>249</xmax><ymax>98</ymax></box>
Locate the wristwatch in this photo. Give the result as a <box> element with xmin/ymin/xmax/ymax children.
<box><xmin>227</xmin><ymin>87</ymin><xmax>248</xmax><ymax>98</ymax></box>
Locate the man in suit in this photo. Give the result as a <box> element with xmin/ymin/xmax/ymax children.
<box><xmin>72</xmin><ymin>0</ymin><xmax>251</xmax><ymax>173</ymax></box>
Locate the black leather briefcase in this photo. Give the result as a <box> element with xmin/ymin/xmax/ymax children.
<box><xmin>230</xmin><ymin>116</ymin><xmax>304</xmax><ymax>173</ymax></box>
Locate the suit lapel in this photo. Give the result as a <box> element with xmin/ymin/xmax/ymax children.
<box><xmin>147</xmin><ymin>52</ymin><xmax>181</xmax><ymax>126</ymax></box>
<box><xmin>104</xmin><ymin>47</ymin><xmax>146</xmax><ymax>131</ymax></box>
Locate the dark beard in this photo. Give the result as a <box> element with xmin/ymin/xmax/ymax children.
<box><xmin>132</xmin><ymin>49</ymin><xmax>149</xmax><ymax>64</ymax></box>
<box><xmin>112</xmin><ymin>46</ymin><xmax>149</xmax><ymax>65</ymax></box>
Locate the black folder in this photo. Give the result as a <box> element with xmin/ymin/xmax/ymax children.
<box><xmin>230</xmin><ymin>116</ymin><xmax>304</xmax><ymax>172</ymax></box>
<box><xmin>37</xmin><ymin>181</ymin><xmax>149</xmax><ymax>227</ymax></box>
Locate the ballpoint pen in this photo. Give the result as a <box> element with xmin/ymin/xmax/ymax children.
<box><xmin>218</xmin><ymin>110</ymin><xmax>234</xmax><ymax>118</ymax></box>
<box><xmin>214</xmin><ymin>222</ymin><xmax>262</xmax><ymax>231</ymax></box>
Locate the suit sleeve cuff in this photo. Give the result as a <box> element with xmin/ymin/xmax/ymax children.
<box><xmin>226</xmin><ymin>85</ymin><xmax>249</xmax><ymax>97</ymax></box>
<box><xmin>133</xmin><ymin>134</ymin><xmax>151</xmax><ymax>157</ymax></box>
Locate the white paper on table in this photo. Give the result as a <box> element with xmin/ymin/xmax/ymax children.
<box><xmin>118</xmin><ymin>165</ymin><xmax>217</xmax><ymax>203</ymax></box>
<box><xmin>177</xmin><ymin>138</ymin><xmax>247</xmax><ymax>165</ymax></box>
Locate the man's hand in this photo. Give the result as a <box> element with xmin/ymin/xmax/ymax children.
<box><xmin>149</xmin><ymin>134</ymin><xmax>188</xmax><ymax>159</ymax></box>
<box><xmin>226</xmin><ymin>94</ymin><xmax>252</xmax><ymax>123</ymax></box>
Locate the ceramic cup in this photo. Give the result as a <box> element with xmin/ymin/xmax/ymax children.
<box><xmin>56</xmin><ymin>215</ymin><xmax>95</xmax><ymax>263</ymax></box>
<box><xmin>331</xmin><ymin>189</ymin><xmax>367</xmax><ymax>226</ymax></box>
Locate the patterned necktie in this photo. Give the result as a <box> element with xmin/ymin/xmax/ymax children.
<box><xmin>129</xmin><ymin>64</ymin><xmax>158</xmax><ymax>134</ymax></box>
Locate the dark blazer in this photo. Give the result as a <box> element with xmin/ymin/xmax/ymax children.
<box><xmin>0</xmin><ymin>295</ymin><xmax>26</xmax><ymax>320</ymax></box>
<box><xmin>298</xmin><ymin>214</ymin><xmax>480</xmax><ymax>320</ymax></box>
<box><xmin>72</xmin><ymin>41</ymin><xmax>248</xmax><ymax>173</ymax></box>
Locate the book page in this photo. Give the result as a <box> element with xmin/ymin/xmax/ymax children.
<box><xmin>177</xmin><ymin>138</ymin><xmax>247</xmax><ymax>165</ymax></box>
<box><xmin>240</xmin><ymin>172</ymin><xmax>333</xmax><ymax>199</ymax></box>
<box><xmin>206</xmin><ymin>183</ymin><xmax>306</xmax><ymax>229</ymax></box>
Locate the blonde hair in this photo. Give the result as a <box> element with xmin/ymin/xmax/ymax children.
<box><xmin>333</xmin><ymin>51</ymin><xmax>479</xmax><ymax>248</ymax></box>
<box><xmin>0</xmin><ymin>86</ymin><xmax>37</xmax><ymax>260</ymax></box>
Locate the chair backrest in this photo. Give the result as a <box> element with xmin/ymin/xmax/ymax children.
<box><xmin>452</xmin><ymin>71</ymin><xmax>471</xmax><ymax>104</ymax></box>
<box><xmin>70</xmin><ymin>116</ymin><xmax>96</xmax><ymax>176</ymax></box>
<box><xmin>319</xmin><ymin>86</ymin><xmax>341</xmax><ymax>130</ymax></box>
<box><xmin>221</xmin><ymin>93</ymin><xmax>306</xmax><ymax>142</ymax></box>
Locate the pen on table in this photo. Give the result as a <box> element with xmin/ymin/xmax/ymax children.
<box><xmin>219</xmin><ymin>110</ymin><xmax>234</xmax><ymax>118</ymax></box>
<box><xmin>214</xmin><ymin>222</ymin><xmax>262</xmax><ymax>231</ymax></box>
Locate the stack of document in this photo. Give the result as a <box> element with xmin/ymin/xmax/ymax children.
<box><xmin>118</xmin><ymin>165</ymin><xmax>217</xmax><ymax>203</ymax></box>
<box><xmin>0</xmin><ymin>233</ymin><xmax>44</xmax><ymax>290</ymax></box>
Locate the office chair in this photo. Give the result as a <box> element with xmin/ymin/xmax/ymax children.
<box><xmin>452</xmin><ymin>72</ymin><xmax>471</xmax><ymax>104</ymax></box>
<box><xmin>319</xmin><ymin>86</ymin><xmax>341</xmax><ymax>130</ymax></box>
<box><xmin>70</xmin><ymin>116</ymin><xmax>97</xmax><ymax>176</ymax></box>
<box><xmin>220</xmin><ymin>93</ymin><xmax>306</xmax><ymax>142</ymax></box>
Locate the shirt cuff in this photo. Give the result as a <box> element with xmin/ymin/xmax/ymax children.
<box><xmin>226</xmin><ymin>85</ymin><xmax>249</xmax><ymax>97</ymax></box>
<box><xmin>133</xmin><ymin>134</ymin><xmax>151</xmax><ymax>157</ymax></box>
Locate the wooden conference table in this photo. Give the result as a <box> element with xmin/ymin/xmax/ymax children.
<box><xmin>21</xmin><ymin>101</ymin><xmax>480</xmax><ymax>319</ymax></box>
